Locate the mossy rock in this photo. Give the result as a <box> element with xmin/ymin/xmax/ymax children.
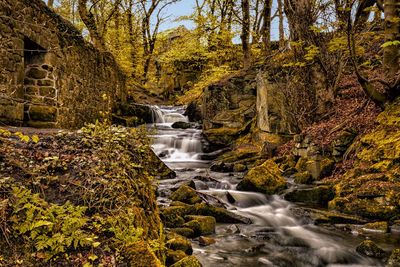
<box><xmin>199</xmin><ymin>236</ymin><xmax>216</xmax><ymax>246</ymax></box>
<box><xmin>295</xmin><ymin>157</ymin><xmax>308</xmax><ymax>172</ymax></box>
<box><xmin>161</xmin><ymin>205</ymin><xmax>196</xmax><ymax>228</ymax></box>
<box><xmin>236</xmin><ymin>159</ymin><xmax>287</xmax><ymax>195</ymax></box>
<box><xmin>166</xmin><ymin>249</ymin><xmax>187</xmax><ymax>266</ymax></box>
<box><xmin>284</xmin><ymin>186</ymin><xmax>334</xmax><ymax>207</ymax></box>
<box><xmin>185</xmin><ymin>215</ymin><xmax>216</xmax><ymax>235</ymax></box>
<box><xmin>170</xmin><ymin>256</ymin><xmax>202</xmax><ymax>267</ymax></box>
<box><xmin>166</xmin><ymin>233</ymin><xmax>193</xmax><ymax>255</ymax></box>
<box><xmin>361</xmin><ymin>221</ymin><xmax>389</xmax><ymax>233</ymax></box>
<box><xmin>194</xmin><ymin>203</ymin><xmax>251</xmax><ymax>224</ymax></box>
<box><xmin>171</xmin><ymin>227</ymin><xmax>195</xmax><ymax>238</ymax></box>
<box><xmin>293</xmin><ymin>171</ymin><xmax>313</xmax><ymax>184</ymax></box>
<box><xmin>356</xmin><ymin>240</ymin><xmax>386</xmax><ymax>258</ymax></box>
<box><xmin>233</xmin><ymin>163</ymin><xmax>247</xmax><ymax>172</ymax></box>
<box><xmin>171</xmin><ymin>185</ymin><xmax>202</xmax><ymax>205</ymax></box>
<box><xmin>204</xmin><ymin>127</ymin><xmax>242</xmax><ymax>147</ymax></box>
<box><xmin>319</xmin><ymin>158</ymin><xmax>335</xmax><ymax>178</ymax></box>
<box><xmin>124</xmin><ymin>241</ymin><xmax>162</xmax><ymax>267</ymax></box>
<box><xmin>387</xmin><ymin>249</ymin><xmax>400</xmax><ymax>267</ymax></box>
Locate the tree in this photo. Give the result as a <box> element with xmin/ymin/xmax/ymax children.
<box><xmin>78</xmin><ymin>0</ymin><xmax>107</xmax><ymax>50</ymax></box>
<box><xmin>241</xmin><ymin>0</ymin><xmax>251</xmax><ymax>68</ymax></box>
<box><xmin>47</xmin><ymin>0</ymin><xmax>54</xmax><ymax>8</ymax></box>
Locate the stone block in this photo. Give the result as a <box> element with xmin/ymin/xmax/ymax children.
<box><xmin>0</xmin><ymin>101</ymin><xmax>24</xmax><ymax>121</ymax></box>
<box><xmin>26</xmin><ymin>67</ymin><xmax>47</xmax><ymax>79</ymax></box>
<box><xmin>27</xmin><ymin>105</ymin><xmax>57</xmax><ymax>122</ymax></box>
<box><xmin>37</xmin><ymin>79</ymin><xmax>54</xmax><ymax>87</ymax></box>
<box><xmin>39</xmin><ymin>86</ymin><xmax>56</xmax><ymax>97</ymax></box>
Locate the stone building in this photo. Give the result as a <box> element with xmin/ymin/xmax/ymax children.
<box><xmin>0</xmin><ymin>0</ymin><xmax>126</xmax><ymax>128</ymax></box>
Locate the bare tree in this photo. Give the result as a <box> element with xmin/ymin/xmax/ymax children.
<box><xmin>241</xmin><ymin>0</ymin><xmax>251</xmax><ymax>68</ymax></box>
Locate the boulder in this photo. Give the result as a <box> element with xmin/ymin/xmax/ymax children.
<box><xmin>124</xmin><ymin>241</ymin><xmax>162</xmax><ymax>267</ymax></box>
<box><xmin>171</xmin><ymin>185</ymin><xmax>202</xmax><ymax>205</ymax></box>
<box><xmin>199</xmin><ymin>236</ymin><xmax>216</xmax><ymax>246</ymax></box>
<box><xmin>284</xmin><ymin>186</ymin><xmax>334</xmax><ymax>207</ymax></box>
<box><xmin>171</xmin><ymin>256</ymin><xmax>202</xmax><ymax>267</ymax></box>
<box><xmin>172</xmin><ymin>121</ymin><xmax>191</xmax><ymax>129</ymax></box>
<box><xmin>387</xmin><ymin>249</ymin><xmax>400</xmax><ymax>267</ymax></box>
<box><xmin>236</xmin><ymin>159</ymin><xmax>287</xmax><ymax>195</ymax></box>
<box><xmin>194</xmin><ymin>203</ymin><xmax>251</xmax><ymax>224</ymax></box>
<box><xmin>233</xmin><ymin>163</ymin><xmax>247</xmax><ymax>172</ymax></box>
<box><xmin>361</xmin><ymin>221</ymin><xmax>389</xmax><ymax>233</ymax></box>
<box><xmin>210</xmin><ymin>162</ymin><xmax>234</xmax><ymax>173</ymax></box>
<box><xmin>356</xmin><ymin>240</ymin><xmax>386</xmax><ymax>258</ymax></box>
<box><xmin>185</xmin><ymin>215</ymin><xmax>216</xmax><ymax>235</ymax></box>
<box><xmin>167</xmin><ymin>249</ymin><xmax>187</xmax><ymax>266</ymax></box>
<box><xmin>160</xmin><ymin>205</ymin><xmax>196</xmax><ymax>228</ymax></box>
<box><xmin>166</xmin><ymin>233</ymin><xmax>193</xmax><ymax>255</ymax></box>
<box><xmin>171</xmin><ymin>227</ymin><xmax>195</xmax><ymax>238</ymax></box>
<box><xmin>184</xmin><ymin>101</ymin><xmax>202</xmax><ymax>122</ymax></box>
<box><xmin>293</xmin><ymin>171</ymin><xmax>313</xmax><ymax>184</ymax></box>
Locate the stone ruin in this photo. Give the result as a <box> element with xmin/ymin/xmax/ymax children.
<box><xmin>0</xmin><ymin>0</ymin><xmax>126</xmax><ymax>128</ymax></box>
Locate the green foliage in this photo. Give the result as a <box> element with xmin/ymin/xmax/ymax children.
<box><xmin>10</xmin><ymin>187</ymin><xmax>97</xmax><ymax>261</ymax></box>
<box><xmin>381</xmin><ymin>40</ymin><xmax>400</xmax><ymax>48</ymax></box>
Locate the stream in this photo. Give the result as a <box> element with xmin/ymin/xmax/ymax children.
<box><xmin>148</xmin><ymin>106</ymin><xmax>384</xmax><ymax>267</ymax></box>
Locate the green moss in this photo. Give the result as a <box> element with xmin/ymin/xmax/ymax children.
<box><xmin>294</xmin><ymin>171</ymin><xmax>313</xmax><ymax>184</ymax></box>
<box><xmin>166</xmin><ymin>233</ymin><xmax>193</xmax><ymax>255</ymax></box>
<box><xmin>124</xmin><ymin>241</ymin><xmax>162</xmax><ymax>267</ymax></box>
<box><xmin>387</xmin><ymin>249</ymin><xmax>400</xmax><ymax>267</ymax></box>
<box><xmin>166</xmin><ymin>249</ymin><xmax>187</xmax><ymax>266</ymax></box>
<box><xmin>356</xmin><ymin>240</ymin><xmax>386</xmax><ymax>258</ymax></box>
<box><xmin>170</xmin><ymin>256</ymin><xmax>203</xmax><ymax>267</ymax></box>
<box><xmin>236</xmin><ymin>159</ymin><xmax>287</xmax><ymax>195</ymax></box>
<box><xmin>185</xmin><ymin>215</ymin><xmax>216</xmax><ymax>235</ymax></box>
<box><xmin>362</xmin><ymin>221</ymin><xmax>389</xmax><ymax>233</ymax></box>
<box><xmin>170</xmin><ymin>185</ymin><xmax>202</xmax><ymax>205</ymax></box>
<box><xmin>160</xmin><ymin>206</ymin><xmax>195</xmax><ymax>228</ymax></box>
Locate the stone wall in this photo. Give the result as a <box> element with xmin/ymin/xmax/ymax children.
<box><xmin>0</xmin><ymin>0</ymin><xmax>126</xmax><ymax>128</ymax></box>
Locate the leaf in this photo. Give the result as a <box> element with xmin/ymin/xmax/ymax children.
<box><xmin>88</xmin><ymin>254</ymin><xmax>98</xmax><ymax>261</ymax></box>
<box><xmin>83</xmin><ymin>263</ymin><xmax>93</xmax><ymax>267</ymax></box>
<box><xmin>31</xmin><ymin>220</ymin><xmax>54</xmax><ymax>230</ymax></box>
<box><xmin>381</xmin><ymin>40</ymin><xmax>400</xmax><ymax>48</ymax></box>
<box><xmin>92</xmin><ymin>241</ymin><xmax>101</xmax><ymax>248</ymax></box>
<box><xmin>32</xmin><ymin>135</ymin><xmax>40</xmax><ymax>143</ymax></box>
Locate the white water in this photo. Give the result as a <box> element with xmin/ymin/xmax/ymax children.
<box><xmin>148</xmin><ymin>106</ymin><xmax>384</xmax><ymax>267</ymax></box>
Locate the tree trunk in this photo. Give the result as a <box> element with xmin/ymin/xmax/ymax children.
<box><xmin>261</xmin><ymin>0</ymin><xmax>272</xmax><ymax>54</ymax></box>
<box><xmin>47</xmin><ymin>0</ymin><xmax>54</xmax><ymax>8</ymax></box>
<box><xmin>241</xmin><ymin>0</ymin><xmax>251</xmax><ymax>68</ymax></box>
<box><xmin>278</xmin><ymin>0</ymin><xmax>285</xmax><ymax>49</ymax></box>
<box><xmin>383</xmin><ymin>0</ymin><xmax>400</xmax><ymax>79</ymax></box>
<box><xmin>78</xmin><ymin>0</ymin><xmax>106</xmax><ymax>51</ymax></box>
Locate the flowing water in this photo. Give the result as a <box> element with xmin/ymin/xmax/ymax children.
<box><xmin>148</xmin><ymin>106</ymin><xmax>385</xmax><ymax>267</ymax></box>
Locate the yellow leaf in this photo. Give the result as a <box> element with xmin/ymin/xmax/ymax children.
<box><xmin>92</xmin><ymin>241</ymin><xmax>101</xmax><ymax>248</ymax></box>
<box><xmin>83</xmin><ymin>263</ymin><xmax>93</xmax><ymax>267</ymax></box>
<box><xmin>32</xmin><ymin>135</ymin><xmax>40</xmax><ymax>143</ymax></box>
<box><xmin>88</xmin><ymin>254</ymin><xmax>98</xmax><ymax>261</ymax></box>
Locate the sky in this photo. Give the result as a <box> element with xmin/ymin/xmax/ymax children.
<box><xmin>158</xmin><ymin>0</ymin><xmax>283</xmax><ymax>41</ymax></box>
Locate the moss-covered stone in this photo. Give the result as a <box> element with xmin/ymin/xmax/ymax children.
<box><xmin>171</xmin><ymin>227</ymin><xmax>195</xmax><ymax>238</ymax></box>
<box><xmin>387</xmin><ymin>249</ymin><xmax>400</xmax><ymax>267</ymax></box>
<box><xmin>293</xmin><ymin>171</ymin><xmax>313</xmax><ymax>184</ymax></box>
<box><xmin>199</xmin><ymin>236</ymin><xmax>216</xmax><ymax>246</ymax></box>
<box><xmin>284</xmin><ymin>186</ymin><xmax>334</xmax><ymax>207</ymax></box>
<box><xmin>356</xmin><ymin>240</ymin><xmax>386</xmax><ymax>258</ymax></box>
<box><xmin>236</xmin><ymin>159</ymin><xmax>287</xmax><ymax>195</ymax></box>
<box><xmin>171</xmin><ymin>185</ymin><xmax>202</xmax><ymax>205</ymax></box>
<box><xmin>170</xmin><ymin>256</ymin><xmax>203</xmax><ymax>267</ymax></box>
<box><xmin>194</xmin><ymin>203</ymin><xmax>252</xmax><ymax>224</ymax></box>
<box><xmin>361</xmin><ymin>221</ymin><xmax>389</xmax><ymax>233</ymax></box>
<box><xmin>161</xmin><ymin>205</ymin><xmax>196</xmax><ymax>228</ymax></box>
<box><xmin>166</xmin><ymin>249</ymin><xmax>187</xmax><ymax>266</ymax></box>
<box><xmin>124</xmin><ymin>241</ymin><xmax>162</xmax><ymax>267</ymax></box>
<box><xmin>185</xmin><ymin>215</ymin><xmax>216</xmax><ymax>235</ymax></box>
<box><xmin>233</xmin><ymin>163</ymin><xmax>247</xmax><ymax>172</ymax></box>
<box><xmin>166</xmin><ymin>233</ymin><xmax>193</xmax><ymax>255</ymax></box>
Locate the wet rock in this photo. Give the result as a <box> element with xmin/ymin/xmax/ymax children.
<box><xmin>124</xmin><ymin>241</ymin><xmax>162</xmax><ymax>266</ymax></box>
<box><xmin>319</xmin><ymin>157</ymin><xmax>335</xmax><ymax>178</ymax></box>
<box><xmin>167</xmin><ymin>249</ymin><xmax>187</xmax><ymax>266</ymax></box>
<box><xmin>293</xmin><ymin>171</ymin><xmax>313</xmax><ymax>184</ymax></box>
<box><xmin>172</xmin><ymin>121</ymin><xmax>191</xmax><ymax>129</ymax></box>
<box><xmin>387</xmin><ymin>249</ymin><xmax>400</xmax><ymax>267</ymax></box>
<box><xmin>158</xmin><ymin>150</ymin><xmax>169</xmax><ymax>158</ymax></box>
<box><xmin>171</xmin><ymin>185</ymin><xmax>202</xmax><ymax>205</ymax></box>
<box><xmin>171</xmin><ymin>180</ymin><xmax>196</xmax><ymax>191</ymax></box>
<box><xmin>184</xmin><ymin>101</ymin><xmax>202</xmax><ymax>122</ymax></box>
<box><xmin>210</xmin><ymin>162</ymin><xmax>234</xmax><ymax>172</ymax></box>
<box><xmin>301</xmin><ymin>208</ymin><xmax>367</xmax><ymax>225</ymax></box>
<box><xmin>199</xmin><ymin>236</ymin><xmax>216</xmax><ymax>246</ymax></box>
<box><xmin>224</xmin><ymin>224</ymin><xmax>241</xmax><ymax>234</ymax></box>
<box><xmin>283</xmin><ymin>167</ymin><xmax>297</xmax><ymax>177</ymax></box>
<box><xmin>160</xmin><ymin>205</ymin><xmax>196</xmax><ymax>228</ymax></box>
<box><xmin>170</xmin><ymin>256</ymin><xmax>202</xmax><ymax>267</ymax></box>
<box><xmin>194</xmin><ymin>203</ymin><xmax>251</xmax><ymax>224</ymax></box>
<box><xmin>198</xmin><ymin>148</ymin><xmax>231</xmax><ymax>160</ymax></box>
<box><xmin>171</xmin><ymin>227</ymin><xmax>195</xmax><ymax>238</ymax></box>
<box><xmin>166</xmin><ymin>233</ymin><xmax>193</xmax><ymax>255</ymax></box>
<box><xmin>233</xmin><ymin>163</ymin><xmax>247</xmax><ymax>172</ymax></box>
<box><xmin>332</xmin><ymin>128</ymin><xmax>357</xmax><ymax>161</ymax></box>
<box><xmin>361</xmin><ymin>221</ymin><xmax>389</xmax><ymax>233</ymax></box>
<box><xmin>236</xmin><ymin>159</ymin><xmax>287</xmax><ymax>195</ymax></box>
<box><xmin>185</xmin><ymin>215</ymin><xmax>216</xmax><ymax>235</ymax></box>
<box><xmin>356</xmin><ymin>240</ymin><xmax>386</xmax><ymax>258</ymax></box>
<box><xmin>284</xmin><ymin>186</ymin><xmax>334</xmax><ymax>207</ymax></box>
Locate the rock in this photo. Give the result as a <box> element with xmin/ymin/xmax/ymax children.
<box><xmin>284</xmin><ymin>186</ymin><xmax>334</xmax><ymax>207</ymax></box>
<box><xmin>194</xmin><ymin>203</ymin><xmax>251</xmax><ymax>224</ymax></box>
<box><xmin>224</xmin><ymin>224</ymin><xmax>241</xmax><ymax>234</ymax></box>
<box><xmin>170</xmin><ymin>256</ymin><xmax>202</xmax><ymax>267</ymax></box>
<box><xmin>301</xmin><ymin>208</ymin><xmax>367</xmax><ymax>225</ymax></box>
<box><xmin>28</xmin><ymin>105</ymin><xmax>57</xmax><ymax>122</ymax></box>
<box><xmin>185</xmin><ymin>215</ymin><xmax>216</xmax><ymax>235</ymax></box>
<box><xmin>199</xmin><ymin>236</ymin><xmax>216</xmax><ymax>246</ymax></box>
<box><xmin>171</xmin><ymin>185</ymin><xmax>202</xmax><ymax>205</ymax></box>
<box><xmin>171</xmin><ymin>227</ymin><xmax>195</xmax><ymax>238</ymax></box>
<box><xmin>203</xmin><ymin>127</ymin><xmax>243</xmax><ymax>147</ymax></box>
<box><xmin>167</xmin><ymin>249</ymin><xmax>187</xmax><ymax>266</ymax></box>
<box><xmin>171</xmin><ymin>180</ymin><xmax>197</xmax><ymax>191</ymax></box>
<box><xmin>172</xmin><ymin>121</ymin><xmax>191</xmax><ymax>129</ymax></box>
<box><xmin>158</xmin><ymin>150</ymin><xmax>169</xmax><ymax>158</ymax></box>
<box><xmin>210</xmin><ymin>162</ymin><xmax>234</xmax><ymax>172</ymax></box>
<box><xmin>184</xmin><ymin>101</ymin><xmax>202</xmax><ymax>122</ymax></box>
<box><xmin>236</xmin><ymin>159</ymin><xmax>287</xmax><ymax>195</ymax></box>
<box><xmin>182</xmin><ymin>220</ymin><xmax>202</xmax><ymax>236</ymax></box>
<box><xmin>332</xmin><ymin>128</ymin><xmax>357</xmax><ymax>161</ymax></box>
<box><xmin>319</xmin><ymin>158</ymin><xmax>335</xmax><ymax>178</ymax></box>
<box><xmin>160</xmin><ymin>205</ymin><xmax>196</xmax><ymax>228</ymax></box>
<box><xmin>166</xmin><ymin>233</ymin><xmax>193</xmax><ymax>255</ymax></box>
<box><xmin>293</xmin><ymin>171</ymin><xmax>313</xmax><ymax>184</ymax></box>
<box><xmin>124</xmin><ymin>241</ymin><xmax>162</xmax><ymax>267</ymax></box>
<box><xmin>233</xmin><ymin>163</ymin><xmax>247</xmax><ymax>172</ymax></box>
<box><xmin>26</xmin><ymin>67</ymin><xmax>47</xmax><ymax>79</ymax></box>
<box><xmin>361</xmin><ymin>221</ymin><xmax>389</xmax><ymax>233</ymax></box>
<box><xmin>356</xmin><ymin>240</ymin><xmax>386</xmax><ymax>258</ymax></box>
<box><xmin>387</xmin><ymin>249</ymin><xmax>400</xmax><ymax>267</ymax></box>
